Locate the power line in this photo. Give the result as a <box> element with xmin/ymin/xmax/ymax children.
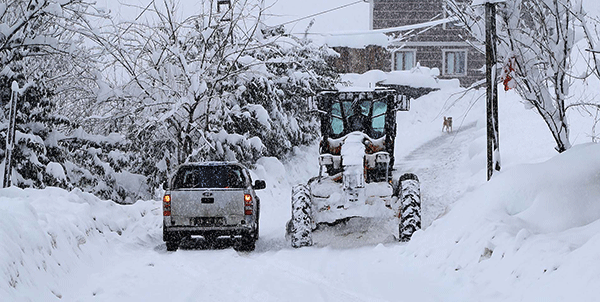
<box><xmin>293</xmin><ymin>17</ymin><xmax>457</xmax><ymax>36</ymax></box>
<box><xmin>268</xmin><ymin>0</ymin><xmax>366</xmax><ymax>29</ymax></box>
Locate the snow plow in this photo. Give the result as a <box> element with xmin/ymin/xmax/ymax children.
<box><xmin>287</xmin><ymin>88</ymin><xmax>421</xmax><ymax>248</ymax></box>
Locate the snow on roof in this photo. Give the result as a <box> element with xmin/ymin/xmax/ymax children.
<box><xmin>338</xmin><ymin>67</ymin><xmax>460</xmax><ymax>90</ymax></box>
<box><xmin>314</xmin><ymin>32</ymin><xmax>390</xmax><ymax>48</ymax></box>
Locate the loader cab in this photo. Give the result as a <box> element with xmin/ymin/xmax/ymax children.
<box><xmin>316</xmin><ymin>89</ymin><xmax>401</xmax><ymax>180</ymax></box>
<box><xmin>319</xmin><ymin>90</ymin><xmax>397</xmax><ymax>140</ymax></box>
<box><xmin>317</xmin><ymin>90</ymin><xmax>398</xmax><ymax>153</ymax></box>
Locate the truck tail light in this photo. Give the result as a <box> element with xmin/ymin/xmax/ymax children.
<box><xmin>244</xmin><ymin>194</ymin><xmax>253</xmax><ymax>215</ymax></box>
<box><xmin>163</xmin><ymin>194</ymin><xmax>171</xmax><ymax>216</ymax></box>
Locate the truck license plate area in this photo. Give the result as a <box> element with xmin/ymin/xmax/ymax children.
<box><xmin>191</xmin><ymin>217</ymin><xmax>225</xmax><ymax>226</ymax></box>
<box><xmin>201</xmin><ymin>198</ymin><xmax>214</xmax><ymax>203</ymax></box>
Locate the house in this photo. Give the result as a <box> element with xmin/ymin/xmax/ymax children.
<box><xmin>330</xmin><ymin>0</ymin><xmax>485</xmax><ymax>87</ymax></box>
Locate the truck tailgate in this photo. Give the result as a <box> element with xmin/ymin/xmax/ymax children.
<box><xmin>171</xmin><ymin>189</ymin><xmax>245</xmax><ymax>218</ymax></box>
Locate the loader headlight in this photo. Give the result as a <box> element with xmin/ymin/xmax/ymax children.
<box><xmin>319</xmin><ymin>154</ymin><xmax>334</xmax><ymax>166</ymax></box>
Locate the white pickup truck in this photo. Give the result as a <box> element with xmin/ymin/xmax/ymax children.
<box><xmin>162</xmin><ymin>162</ymin><xmax>266</xmax><ymax>251</ymax></box>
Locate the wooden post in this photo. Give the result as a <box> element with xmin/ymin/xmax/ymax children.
<box><xmin>3</xmin><ymin>82</ymin><xmax>19</xmax><ymax>188</ymax></box>
<box><xmin>486</xmin><ymin>2</ymin><xmax>500</xmax><ymax>181</ymax></box>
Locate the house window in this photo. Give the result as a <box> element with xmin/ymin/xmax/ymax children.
<box><xmin>394</xmin><ymin>50</ymin><xmax>416</xmax><ymax>71</ymax></box>
<box><xmin>444</xmin><ymin>50</ymin><xmax>467</xmax><ymax>76</ymax></box>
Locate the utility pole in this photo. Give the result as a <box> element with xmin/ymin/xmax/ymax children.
<box><xmin>3</xmin><ymin>81</ymin><xmax>20</xmax><ymax>188</ymax></box>
<box><xmin>486</xmin><ymin>2</ymin><xmax>501</xmax><ymax>181</ymax></box>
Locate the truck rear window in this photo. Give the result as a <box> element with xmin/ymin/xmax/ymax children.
<box><xmin>172</xmin><ymin>166</ymin><xmax>246</xmax><ymax>189</ymax></box>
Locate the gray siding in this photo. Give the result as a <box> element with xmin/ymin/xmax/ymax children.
<box><xmin>374</xmin><ymin>0</ymin><xmax>484</xmax><ymax>86</ymax></box>
<box><xmin>374</xmin><ymin>0</ymin><xmax>443</xmax><ymax>29</ymax></box>
<box><xmin>329</xmin><ymin>46</ymin><xmax>392</xmax><ymax>74</ymax></box>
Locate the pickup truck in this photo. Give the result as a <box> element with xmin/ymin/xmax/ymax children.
<box><xmin>162</xmin><ymin>162</ymin><xmax>266</xmax><ymax>251</ymax></box>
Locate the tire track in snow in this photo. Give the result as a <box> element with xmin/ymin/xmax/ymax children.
<box><xmin>395</xmin><ymin>122</ymin><xmax>480</xmax><ymax>228</ymax></box>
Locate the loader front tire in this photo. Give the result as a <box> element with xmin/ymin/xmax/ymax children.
<box><xmin>399</xmin><ymin>173</ymin><xmax>421</xmax><ymax>242</ymax></box>
<box><xmin>290</xmin><ymin>184</ymin><xmax>313</xmax><ymax>248</ymax></box>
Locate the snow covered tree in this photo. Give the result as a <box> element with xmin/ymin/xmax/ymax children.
<box><xmin>446</xmin><ymin>0</ymin><xmax>584</xmax><ymax>152</ymax></box>
<box><xmin>0</xmin><ymin>0</ymin><xmax>96</xmax><ymax>186</ymax></box>
<box><xmin>570</xmin><ymin>3</ymin><xmax>600</xmax><ymax>81</ymax></box>
<box><xmin>0</xmin><ymin>73</ymin><xmax>64</xmax><ymax>187</ymax></box>
<box><xmin>0</xmin><ymin>1</ymin><xmax>150</xmax><ymax>202</ymax></box>
<box><xmin>82</xmin><ymin>0</ymin><xmax>337</xmax><ymax>189</ymax></box>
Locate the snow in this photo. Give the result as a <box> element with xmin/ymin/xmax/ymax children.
<box><xmin>316</xmin><ymin>32</ymin><xmax>390</xmax><ymax>48</ymax></box>
<box><xmin>340</xmin><ymin>68</ymin><xmax>459</xmax><ymax>90</ymax></box>
<box><xmin>113</xmin><ymin>171</ymin><xmax>149</xmax><ymax>204</ymax></box>
<box><xmin>245</xmin><ymin>104</ymin><xmax>272</xmax><ymax>130</ymax></box>
<box><xmin>404</xmin><ymin>146</ymin><xmax>600</xmax><ymax>302</ymax></box>
<box><xmin>4</xmin><ymin>1</ymin><xmax>600</xmax><ymax>300</ymax></box>
<box><xmin>45</xmin><ymin>162</ymin><xmax>66</xmax><ymax>181</ymax></box>
<box><xmin>0</xmin><ymin>187</ymin><xmax>158</xmax><ymax>300</ymax></box>
<box><xmin>312</xmin><ymin>17</ymin><xmax>463</xmax><ymax>48</ymax></box>
<box><xmin>339</xmin><ymin>132</ymin><xmax>366</xmax><ymax>166</ymax></box>
<box><xmin>70</xmin><ymin>127</ymin><xmax>124</xmax><ymax>146</ymax></box>
<box><xmin>3</xmin><ymin>78</ymin><xmax>600</xmax><ymax>300</ymax></box>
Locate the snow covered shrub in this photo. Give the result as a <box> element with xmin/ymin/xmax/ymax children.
<box><xmin>0</xmin><ymin>73</ymin><xmax>147</xmax><ymax>203</ymax></box>
<box><xmin>59</xmin><ymin>129</ymin><xmax>149</xmax><ymax>204</ymax></box>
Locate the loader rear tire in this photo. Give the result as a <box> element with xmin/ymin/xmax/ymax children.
<box><xmin>290</xmin><ymin>184</ymin><xmax>313</xmax><ymax>248</ymax></box>
<box><xmin>399</xmin><ymin>173</ymin><xmax>421</xmax><ymax>242</ymax></box>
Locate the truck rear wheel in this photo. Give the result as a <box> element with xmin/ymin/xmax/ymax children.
<box><xmin>166</xmin><ymin>240</ymin><xmax>179</xmax><ymax>252</ymax></box>
<box><xmin>399</xmin><ymin>173</ymin><xmax>421</xmax><ymax>242</ymax></box>
<box><xmin>164</xmin><ymin>227</ymin><xmax>180</xmax><ymax>251</ymax></box>
<box><xmin>290</xmin><ymin>184</ymin><xmax>313</xmax><ymax>248</ymax></box>
<box><xmin>236</xmin><ymin>235</ymin><xmax>256</xmax><ymax>252</ymax></box>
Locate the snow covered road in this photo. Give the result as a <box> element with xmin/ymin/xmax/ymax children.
<box><xmin>54</xmin><ymin>91</ymin><xmax>480</xmax><ymax>302</ymax></box>
<box><xmin>397</xmin><ymin>121</ymin><xmax>480</xmax><ymax>228</ymax></box>
<box><xmin>60</xmin><ymin>241</ymin><xmax>465</xmax><ymax>302</ymax></box>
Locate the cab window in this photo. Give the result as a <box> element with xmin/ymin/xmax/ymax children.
<box><xmin>371</xmin><ymin>100</ymin><xmax>387</xmax><ymax>138</ymax></box>
<box><xmin>331</xmin><ymin>102</ymin><xmax>344</xmax><ymax>136</ymax></box>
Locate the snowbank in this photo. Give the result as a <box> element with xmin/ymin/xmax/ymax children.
<box><xmin>405</xmin><ymin>143</ymin><xmax>600</xmax><ymax>301</ymax></box>
<box><xmin>0</xmin><ymin>187</ymin><xmax>159</xmax><ymax>300</ymax></box>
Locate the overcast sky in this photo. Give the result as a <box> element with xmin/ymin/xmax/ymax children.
<box><xmin>97</xmin><ymin>0</ymin><xmax>370</xmax><ymax>34</ymax></box>
<box><xmin>264</xmin><ymin>0</ymin><xmax>369</xmax><ymax>34</ymax></box>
